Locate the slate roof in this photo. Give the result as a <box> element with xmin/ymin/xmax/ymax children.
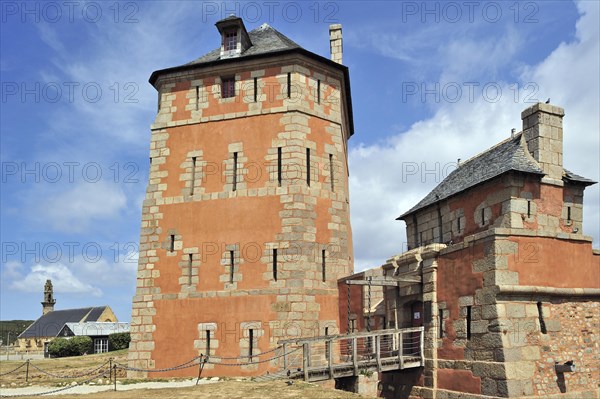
<box><xmin>18</xmin><ymin>307</ymin><xmax>110</xmax><ymax>339</ymax></box>
<box><xmin>147</xmin><ymin>19</ymin><xmax>355</xmax><ymax>136</ymax></box>
<box><xmin>398</xmin><ymin>133</ymin><xmax>595</xmax><ymax>219</ymax></box>
<box><xmin>186</xmin><ymin>23</ymin><xmax>301</xmax><ymax>66</ymax></box>
<box><xmin>61</xmin><ymin>322</ymin><xmax>130</xmax><ymax>337</ymax></box>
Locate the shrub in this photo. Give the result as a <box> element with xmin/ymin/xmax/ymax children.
<box><xmin>70</xmin><ymin>336</ymin><xmax>93</xmax><ymax>355</ymax></box>
<box><xmin>48</xmin><ymin>338</ymin><xmax>74</xmax><ymax>358</ymax></box>
<box><xmin>108</xmin><ymin>332</ymin><xmax>130</xmax><ymax>351</ymax></box>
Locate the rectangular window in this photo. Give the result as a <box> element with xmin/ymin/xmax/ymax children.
<box><xmin>277</xmin><ymin>147</ymin><xmax>282</xmax><ymax>186</ymax></box>
<box><xmin>481</xmin><ymin>209</ymin><xmax>485</xmax><ymax>225</ymax></box>
<box><xmin>224</xmin><ymin>30</ymin><xmax>237</xmax><ymax>51</ymax></box>
<box><xmin>190</xmin><ymin>156</ymin><xmax>197</xmax><ymax>196</ymax></box>
<box><xmin>567</xmin><ymin>206</ymin><xmax>571</xmax><ymax>221</ymax></box>
<box><xmin>94</xmin><ymin>338</ymin><xmax>108</xmax><ymax>354</ymax></box>
<box><xmin>321</xmin><ymin>249</ymin><xmax>326</xmax><ymax>282</ymax></box>
<box><xmin>232</xmin><ymin>152</ymin><xmax>238</xmax><ymax>191</ymax></box>
<box><xmin>221</xmin><ymin>77</ymin><xmax>235</xmax><ymax>98</ymax></box>
<box><xmin>229</xmin><ymin>250</ymin><xmax>235</xmax><ymax>284</ymax></box>
<box><xmin>287</xmin><ymin>72</ymin><xmax>291</xmax><ymax>98</ymax></box>
<box><xmin>187</xmin><ymin>254</ymin><xmax>193</xmax><ymax>285</ymax></box>
<box><xmin>248</xmin><ymin>329</ymin><xmax>254</xmax><ymax>362</ymax></box>
<box><xmin>439</xmin><ymin>309</ymin><xmax>444</xmax><ymax>338</ymax></box>
<box><xmin>272</xmin><ymin>248</ymin><xmax>278</xmax><ymax>281</ymax></box>
<box><xmin>170</xmin><ymin>235</ymin><xmax>175</xmax><ymax>252</ymax></box>
<box><xmin>466</xmin><ymin>306</ymin><xmax>472</xmax><ymax>340</ymax></box>
<box><xmin>206</xmin><ymin>330</ymin><xmax>211</xmax><ymax>354</ymax></box>
<box><xmin>329</xmin><ymin>154</ymin><xmax>334</xmax><ymax>191</ymax></box>
<box><xmin>527</xmin><ymin>200</ymin><xmax>531</xmax><ymax>218</ymax></box>
<box><xmin>457</xmin><ymin>217</ymin><xmax>461</xmax><ymax>231</ymax></box>
<box><xmin>317</xmin><ymin>79</ymin><xmax>321</xmax><ymax>104</ymax></box>
<box><xmin>253</xmin><ymin>77</ymin><xmax>258</xmax><ymax>102</ymax></box>
<box><xmin>350</xmin><ymin>319</ymin><xmax>356</xmax><ymax>333</ymax></box>
<box><xmin>306</xmin><ymin>148</ymin><xmax>311</xmax><ymax>186</ymax></box>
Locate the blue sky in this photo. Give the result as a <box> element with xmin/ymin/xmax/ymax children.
<box><xmin>1</xmin><ymin>1</ymin><xmax>598</xmax><ymax>322</ymax></box>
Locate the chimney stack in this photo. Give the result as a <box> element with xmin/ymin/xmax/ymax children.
<box><xmin>41</xmin><ymin>279</ymin><xmax>56</xmax><ymax>315</ymax></box>
<box><xmin>521</xmin><ymin>102</ymin><xmax>565</xmax><ymax>185</ymax></box>
<box><xmin>329</xmin><ymin>24</ymin><xmax>343</xmax><ymax>64</ymax></box>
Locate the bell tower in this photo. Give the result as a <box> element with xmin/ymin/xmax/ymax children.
<box><xmin>41</xmin><ymin>279</ymin><xmax>56</xmax><ymax>315</ymax></box>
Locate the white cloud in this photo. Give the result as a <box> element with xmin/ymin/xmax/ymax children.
<box><xmin>11</xmin><ymin>263</ymin><xmax>102</xmax><ymax>296</ymax></box>
<box><xmin>348</xmin><ymin>1</ymin><xmax>599</xmax><ymax>271</ymax></box>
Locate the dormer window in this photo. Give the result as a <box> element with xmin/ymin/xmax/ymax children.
<box><xmin>215</xmin><ymin>15</ymin><xmax>252</xmax><ymax>59</ymax></box>
<box><xmin>224</xmin><ymin>30</ymin><xmax>238</xmax><ymax>52</ymax></box>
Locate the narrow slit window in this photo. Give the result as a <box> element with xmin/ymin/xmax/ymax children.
<box><xmin>537</xmin><ymin>301</ymin><xmax>547</xmax><ymax>334</ymax></box>
<box><xmin>187</xmin><ymin>254</ymin><xmax>193</xmax><ymax>285</ymax></box>
<box><xmin>169</xmin><ymin>235</ymin><xmax>175</xmax><ymax>252</ymax></box>
<box><xmin>481</xmin><ymin>209</ymin><xmax>485</xmax><ymax>225</ymax></box>
<box><xmin>190</xmin><ymin>157</ymin><xmax>197</xmax><ymax>196</ymax></box>
<box><xmin>527</xmin><ymin>200</ymin><xmax>531</xmax><ymax>218</ymax></box>
<box><xmin>466</xmin><ymin>306</ymin><xmax>472</xmax><ymax>340</ymax></box>
<box><xmin>567</xmin><ymin>206</ymin><xmax>571</xmax><ymax>221</ymax></box>
<box><xmin>229</xmin><ymin>250</ymin><xmax>235</xmax><ymax>284</ymax></box>
<box><xmin>248</xmin><ymin>329</ymin><xmax>254</xmax><ymax>362</ymax></box>
<box><xmin>329</xmin><ymin>154</ymin><xmax>334</xmax><ymax>192</ymax></box>
<box><xmin>149</xmin><ymin>157</ymin><xmax>153</xmax><ymax>165</ymax></box>
<box><xmin>272</xmin><ymin>248</ymin><xmax>278</xmax><ymax>281</ymax></box>
<box><xmin>232</xmin><ymin>152</ymin><xmax>238</xmax><ymax>191</ymax></box>
<box><xmin>196</xmin><ymin>85</ymin><xmax>201</xmax><ymax>110</ymax></box>
<box><xmin>277</xmin><ymin>147</ymin><xmax>282</xmax><ymax>186</ymax></box>
<box><xmin>419</xmin><ymin>232</ymin><xmax>424</xmax><ymax>246</ymax></box>
<box><xmin>306</xmin><ymin>148</ymin><xmax>311</xmax><ymax>186</ymax></box>
<box><xmin>439</xmin><ymin>309</ymin><xmax>444</xmax><ymax>338</ymax></box>
<box><xmin>457</xmin><ymin>217</ymin><xmax>461</xmax><ymax>231</ymax></box>
<box><xmin>206</xmin><ymin>330</ymin><xmax>211</xmax><ymax>354</ymax></box>
<box><xmin>321</xmin><ymin>249</ymin><xmax>326</xmax><ymax>282</ymax></box>
<box><xmin>253</xmin><ymin>77</ymin><xmax>258</xmax><ymax>102</ymax></box>
<box><xmin>287</xmin><ymin>72</ymin><xmax>291</xmax><ymax>98</ymax></box>
<box><xmin>382</xmin><ymin>316</ymin><xmax>387</xmax><ymax>329</ymax></box>
<box><xmin>317</xmin><ymin>79</ymin><xmax>321</xmax><ymax>104</ymax></box>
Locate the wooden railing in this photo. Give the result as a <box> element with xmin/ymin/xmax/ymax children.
<box><xmin>277</xmin><ymin>327</ymin><xmax>424</xmax><ymax>382</ymax></box>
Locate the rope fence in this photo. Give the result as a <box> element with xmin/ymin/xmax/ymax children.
<box><xmin>0</xmin><ymin>344</ymin><xmax>302</xmax><ymax>397</ymax></box>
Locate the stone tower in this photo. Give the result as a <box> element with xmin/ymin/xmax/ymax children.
<box><xmin>128</xmin><ymin>17</ymin><xmax>354</xmax><ymax>377</ymax></box>
<box><xmin>41</xmin><ymin>279</ymin><xmax>55</xmax><ymax>315</ymax></box>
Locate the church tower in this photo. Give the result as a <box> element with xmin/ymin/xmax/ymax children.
<box><xmin>128</xmin><ymin>17</ymin><xmax>354</xmax><ymax>377</ymax></box>
<box><xmin>41</xmin><ymin>279</ymin><xmax>55</xmax><ymax>315</ymax></box>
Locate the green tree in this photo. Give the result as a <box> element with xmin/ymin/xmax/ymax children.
<box><xmin>108</xmin><ymin>332</ymin><xmax>130</xmax><ymax>351</ymax></box>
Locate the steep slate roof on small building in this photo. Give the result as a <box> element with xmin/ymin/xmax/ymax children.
<box><xmin>398</xmin><ymin>133</ymin><xmax>595</xmax><ymax>220</ymax></box>
<box><xmin>18</xmin><ymin>307</ymin><xmax>110</xmax><ymax>339</ymax></box>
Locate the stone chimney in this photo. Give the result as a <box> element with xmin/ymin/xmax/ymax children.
<box><xmin>41</xmin><ymin>279</ymin><xmax>56</xmax><ymax>315</ymax></box>
<box><xmin>329</xmin><ymin>24</ymin><xmax>343</xmax><ymax>64</ymax></box>
<box><xmin>521</xmin><ymin>102</ymin><xmax>565</xmax><ymax>185</ymax></box>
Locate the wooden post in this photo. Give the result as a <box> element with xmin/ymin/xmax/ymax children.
<box><xmin>283</xmin><ymin>343</ymin><xmax>288</xmax><ymax>370</ymax></box>
<box><xmin>352</xmin><ymin>337</ymin><xmax>358</xmax><ymax>376</ymax></box>
<box><xmin>399</xmin><ymin>331</ymin><xmax>404</xmax><ymax>369</ymax></box>
<box><xmin>108</xmin><ymin>358</ymin><xmax>113</xmax><ymax>384</ymax></box>
<box><xmin>375</xmin><ymin>335</ymin><xmax>382</xmax><ymax>372</ymax></box>
<box><xmin>420</xmin><ymin>328</ymin><xmax>425</xmax><ymax>366</ymax></box>
<box><xmin>25</xmin><ymin>359</ymin><xmax>29</xmax><ymax>382</ymax></box>
<box><xmin>302</xmin><ymin>343</ymin><xmax>309</xmax><ymax>381</ymax></box>
<box><xmin>327</xmin><ymin>340</ymin><xmax>334</xmax><ymax>379</ymax></box>
<box><xmin>113</xmin><ymin>365</ymin><xmax>117</xmax><ymax>391</ymax></box>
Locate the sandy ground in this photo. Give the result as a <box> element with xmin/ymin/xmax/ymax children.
<box><xmin>0</xmin><ymin>377</ymin><xmax>219</xmax><ymax>397</ymax></box>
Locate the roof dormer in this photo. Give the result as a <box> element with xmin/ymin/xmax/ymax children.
<box><xmin>215</xmin><ymin>15</ymin><xmax>252</xmax><ymax>59</ymax></box>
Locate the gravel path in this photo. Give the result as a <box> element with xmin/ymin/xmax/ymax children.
<box><xmin>0</xmin><ymin>378</ymin><xmax>220</xmax><ymax>397</ymax></box>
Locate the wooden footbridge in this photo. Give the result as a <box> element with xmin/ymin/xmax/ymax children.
<box><xmin>268</xmin><ymin>327</ymin><xmax>424</xmax><ymax>382</ymax></box>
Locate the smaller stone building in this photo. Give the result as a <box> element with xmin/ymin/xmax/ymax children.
<box><xmin>341</xmin><ymin>103</ymin><xmax>599</xmax><ymax>398</ymax></box>
<box><xmin>17</xmin><ymin>280</ymin><xmax>120</xmax><ymax>355</ymax></box>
